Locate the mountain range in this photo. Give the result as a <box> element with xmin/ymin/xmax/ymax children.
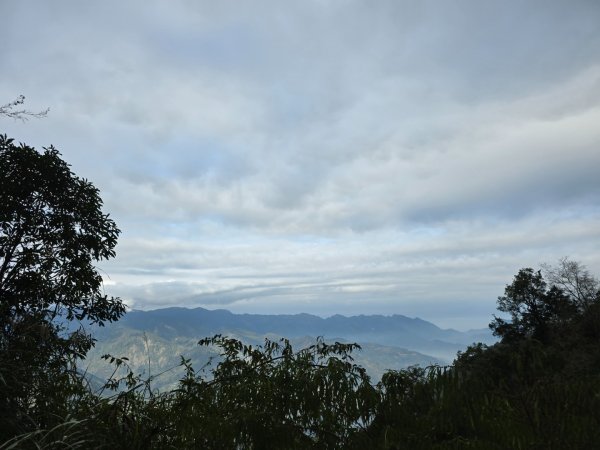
<box><xmin>83</xmin><ymin>307</ymin><xmax>495</xmax><ymax>391</ymax></box>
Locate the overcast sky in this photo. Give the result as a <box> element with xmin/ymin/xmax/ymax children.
<box><xmin>2</xmin><ymin>0</ymin><xmax>599</xmax><ymax>329</ymax></box>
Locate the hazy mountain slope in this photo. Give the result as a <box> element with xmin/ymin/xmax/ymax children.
<box><xmin>94</xmin><ymin>307</ymin><xmax>494</xmax><ymax>360</ymax></box>
<box><xmin>81</xmin><ymin>307</ymin><xmax>494</xmax><ymax>391</ymax></box>
<box><xmin>83</xmin><ymin>328</ymin><xmax>444</xmax><ymax>391</ymax></box>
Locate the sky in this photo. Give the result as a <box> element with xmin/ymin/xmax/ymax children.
<box><xmin>1</xmin><ymin>0</ymin><xmax>600</xmax><ymax>330</ymax></box>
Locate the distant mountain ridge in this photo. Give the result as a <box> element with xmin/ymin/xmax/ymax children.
<box><xmin>84</xmin><ymin>307</ymin><xmax>495</xmax><ymax>391</ymax></box>
<box><xmin>94</xmin><ymin>307</ymin><xmax>495</xmax><ymax>361</ymax></box>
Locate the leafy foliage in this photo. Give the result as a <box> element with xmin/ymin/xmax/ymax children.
<box><xmin>169</xmin><ymin>336</ymin><xmax>378</xmax><ymax>449</ymax></box>
<box><xmin>377</xmin><ymin>267</ymin><xmax>598</xmax><ymax>449</ymax></box>
<box><xmin>11</xmin><ymin>336</ymin><xmax>377</xmax><ymax>449</ymax></box>
<box><xmin>0</xmin><ymin>135</ymin><xmax>124</xmax><ymax>441</ymax></box>
<box><xmin>489</xmin><ymin>268</ymin><xmax>576</xmax><ymax>342</ymax></box>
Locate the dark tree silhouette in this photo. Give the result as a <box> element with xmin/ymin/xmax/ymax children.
<box><xmin>0</xmin><ymin>134</ymin><xmax>124</xmax><ymax>439</ymax></box>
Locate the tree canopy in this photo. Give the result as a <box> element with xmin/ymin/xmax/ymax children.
<box><xmin>490</xmin><ymin>260</ymin><xmax>598</xmax><ymax>343</ymax></box>
<box><xmin>0</xmin><ymin>134</ymin><xmax>124</xmax><ymax>440</ymax></box>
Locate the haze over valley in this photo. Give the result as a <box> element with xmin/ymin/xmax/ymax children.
<box><xmin>84</xmin><ymin>306</ymin><xmax>494</xmax><ymax>390</ymax></box>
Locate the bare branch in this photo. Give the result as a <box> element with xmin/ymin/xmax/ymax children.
<box><xmin>0</xmin><ymin>95</ymin><xmax>49</xmax><ymax>121</ymax></box>
<box><xmin>542</xmin><ymin>257</ymin><xmax>599</xmax><ymax>310</ymax></box>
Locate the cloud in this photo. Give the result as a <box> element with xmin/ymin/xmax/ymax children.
<box><xmin>2</xmin><ymin>0</ymin><xmax>600</xmax><ymax>329</ymax></box>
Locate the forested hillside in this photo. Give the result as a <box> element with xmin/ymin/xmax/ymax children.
<box><xmin>2</xmin><ymin>135</ymin><xmax>600</xmax><ymax>448</ymax></box>
<box><xmin>93</xmin><ymin>306</ymin><xmax>494</xmax><ymax>361</ymax></box>
<box><xmin>82</xmin><ymin>306</ymin><xmax>490</xmax><ymax>390</ymax></box>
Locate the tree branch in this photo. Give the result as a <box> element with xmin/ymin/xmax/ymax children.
<box><xmin>0</xmin><ymin>95</ymin><xmax>49</xmax><ymax>121</ymax></box>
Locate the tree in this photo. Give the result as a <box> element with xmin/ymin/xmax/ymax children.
<box><xmin>490</xmin><ymin>259</ymin><xmax>600</xmax><ymax>344</ymax></box>
<box><xmin>542</xmin><ymin>257</ymin><xmax>599</xmax><ymax>311</ymax></box>
<box><xmin>0</xmin><ymin>95</ymin><xmax>49</xmax><ymax>121</ymax></box>
<box><xmin>167</xmin><ymin>336</ymin><xmax>379</xmax><ymax>449</ymax></box>
<box><xmin>489</xmin><ymin>268</ymin><xmax>576</xmax><ymax>342</ymax></box>
<box><xmin>0</xmin><ymin>134</ymin><xmax>124</xmax><ymax>439</ymax></box>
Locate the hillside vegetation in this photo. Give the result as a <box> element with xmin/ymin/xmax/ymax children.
<box><xmin>2</xmin><ymin>135</ymin><xmax>600</xmax><ymax>448</ymax></box>
<box><xmin>83</xmin><ymin>309</ymin><xmax>473</xmax><ymax>390</ymax></box>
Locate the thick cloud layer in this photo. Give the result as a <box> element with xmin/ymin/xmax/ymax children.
<box><xmin>2</xmin><ymin>0</ymin><xmax>599</xmax><ymax>329</ymax></box>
